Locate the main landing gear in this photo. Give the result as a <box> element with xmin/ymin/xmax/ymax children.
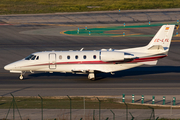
<box><xmin>88</xmin><ymin>72</ymin><xmax>96</xmax><ymax>81</ymax></box>
<box><xmin>19</xmin><ymin>71</ymin><xmax>26</xmax><ymax>80</ymax></box>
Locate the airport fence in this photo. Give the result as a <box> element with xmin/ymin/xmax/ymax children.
<box><xmin>0</xmin><ymin>94</ymin><xmax>169</xmax><ymax>120</ymax></box>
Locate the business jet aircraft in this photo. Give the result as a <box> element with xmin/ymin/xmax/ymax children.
<box><xmin>4</xmin><ymin>25</ymin><xmax>175</xmax><ymax>80</ymax></box>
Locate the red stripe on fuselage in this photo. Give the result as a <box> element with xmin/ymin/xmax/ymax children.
<box><xmin>128</xmin><ymin>55</ymin><xmax>167</xmax><ymax>63</ymax></box>
<box><xmin>24</xmin><ymin>55</ymin><xmax>167</xmax><ymax>67</ymax></box>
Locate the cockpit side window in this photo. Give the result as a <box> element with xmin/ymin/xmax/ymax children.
<box><xmin>36</xmin><ymin>56</ymin><xmax>39</xmax><ymax>60</ymax></box>
<box><xmin>25</xmin><ymin>54</ymin><xmax>39</xmax><ymax>60</ymax></box>
<box><xmin>31</xmin><ymin>55</ymin><xmax>36</xmax><ymax>60</ymax></box>
<box><xmin>25</xmin><ymin>54</ymin><xmax>34</xmax><ymax>60</ymax></box>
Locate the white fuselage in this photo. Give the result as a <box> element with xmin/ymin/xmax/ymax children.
<box><xmin>4</xmin><ymin>48</ymin><xmax>166</xmax><ymax>74</ymax></box>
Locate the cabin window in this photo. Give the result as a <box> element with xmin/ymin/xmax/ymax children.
<box><xmin>67</xmin><ymin>55</ymin><xmax>70</xmax><ymax>59</ymax></box>
<box><xmin>59</xmin><ymin>55</ymin><xmax>62</xmax><ymax>59</ymax></box>
<box><xmin>75</xmin><ymin>55</ymin><xmax>78</xmax><ymax>59</ymax></box>
<box><xmin>36</xmin><ymin>56</ymin><xmax>39</xmax><ymax>60</ymax></box>
<box><xmin>93</xmin><ymin>55</ymin><xmax>96</xmax><ymax>59</ymax></box>
<box><xmin>83</xmin><ymin>55</ymin><xmax>86</xmax><ymax>59</ymax></box>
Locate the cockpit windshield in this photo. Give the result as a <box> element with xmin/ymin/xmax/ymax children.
<box><xmin>25</xmin><ymin>54</ymin><xmax>39</xmax><ymax>60</ymax></box>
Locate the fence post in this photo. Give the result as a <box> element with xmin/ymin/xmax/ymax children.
<box><xmin>93</xmin><ymin>110</ymin><xmax>95</xmax><ymax>120</ymax></box>
<box><xmin>110</xmin><ymin>110</ymin><xmax>115</xmax><ymax>120</ymax></box>
<box><xmin>152</xmin><ymin>96</ymin><xmax>155</xmax><ymax>104</ymax></box>
<box><xmin>97</xmin><ymin>97</ymin><xmax>101</xmax><ymax>120</ymax></box>
<box><xmin>38</xmin><ymin>94</ymin><xmax>43</xmax><ymax>120</ymax></box>
<box><xmin>132</xmin><ymin>94</ymin><xmax>134</xmax><ymax>103</ymax></box>
<box><xmin>124</xmin><ymin>102</ymin><xmax>128</xmax><ymax>120</ymax></box>
<box><xmin>173</xmin><ymin>97</ymin><xmax>176</xmax><ymax>106</ymax></box>
<box><xmin>141</xmin><ymin>95</ymin><xmax>144</xmax><ymax>104</ymax></box>
<box><xmin>163</xmin><ymin>96</ymin><xmax>166</xmax><ymax>105</ymax></box>
<box><xmin>84</xmin><ymin>97</ymin><xmax>85</xmax><ymax>120</ymax></box>
<box><xmin>6</xmin><ymin>94</ymin><xmax>22</xmax><ymax>120</ymax></box>
<box><xmin>67</xmin><ymin>95</ymin><xmax>72</xmax><ymax>120</ymax></box>
<box><xmin>122</xmin><ymin>94</ymin><xmax>125</xmax><ymax>102</ymax></box>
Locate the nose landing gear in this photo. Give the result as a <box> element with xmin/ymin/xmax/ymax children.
<box><xmin>19</xmin><ymin>75</ymin><xmax>23</xmax><ymax>80</ymax></box>
<box><xmin>19</xmin><ymin>71</ymin><xmax>26</xmax><ymax>80</ymax></box>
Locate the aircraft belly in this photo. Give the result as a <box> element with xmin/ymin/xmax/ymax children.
<box><xmin>54</xmin><ymin>63</ymin><xmax>142</xmax><ymax>73</ymax></box>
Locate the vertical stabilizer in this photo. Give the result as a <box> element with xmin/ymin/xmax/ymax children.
<box><xmin>147</xmin><ymin>25</ymin><xmax>175</xmax><ymax>51</ymax></box>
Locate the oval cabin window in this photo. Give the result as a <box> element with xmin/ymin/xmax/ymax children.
<box><xmin>83</xmin><ymin>55</ymin><xmax>86</xmax><ymax>59</ymax></box>
<box><xmin>93</xmin><ymin>55</ymin><xmax>96</xmax><ymax>59</ymax></box>
<box><xmin>59</xmin><ymin>55</ymin><xmax>62</xmax><ymax>59</ymax></box>
<box><xmin>67</xmin><ymin>55</ymin><xmax>70</xmax><ymax>59</ymax></box>
<box><xmin>75</xmin><ymin>55</ymin><xmax>78</xmax><ymax>59</ymax></box>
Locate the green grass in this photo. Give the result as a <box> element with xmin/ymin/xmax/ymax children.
<box><xmin>0</xmin><ymin>0</ymin><xmax>180</xmax><ymax>14</ymax></box>
<box><xmin>0</xmin><ymin>96</ymin><xmax>177</xmax><ymax>109</ymax></box>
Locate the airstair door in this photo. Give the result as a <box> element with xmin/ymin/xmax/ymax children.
<box><xmin>49</xmin><ymin>53</ymin><xmax>56</xmax><ymax>69</ymax></box>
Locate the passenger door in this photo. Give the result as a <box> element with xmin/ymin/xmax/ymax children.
<box><xmin>49</xmin><ymin>53</ymin><xmax>56</xmax><ymax>69</ymax></box>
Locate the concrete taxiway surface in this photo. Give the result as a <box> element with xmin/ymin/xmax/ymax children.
<box><xmin>0</xmin><ymin>9</ymin><xmax>180</xmax><ymax>98</ymax></box>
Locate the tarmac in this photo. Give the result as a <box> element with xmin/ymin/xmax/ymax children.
<box><xmin>1</xmin><ymin>8</ymin><xmax>180</xmax><ymax>119</ymax></box>
<box><xmin>1</xmin><ymin>109</ymin><xmax>180</xmax><ymax>120</ymax></box>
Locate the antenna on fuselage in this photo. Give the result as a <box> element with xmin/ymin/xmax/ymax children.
<box><xmin>80</xmin><ymin>48</ymin><xmax>84</xmax><ymax>51</ymax></box>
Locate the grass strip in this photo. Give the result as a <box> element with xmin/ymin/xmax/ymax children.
<box><xmin>0</xmin><ymin>0</ymin><xmax>180</xmax><ymax>14</ymax></box>
<box><xmin>0</xmin><ymin>96</ymin><xmax>178</xmax><ymax>109</ymax></box>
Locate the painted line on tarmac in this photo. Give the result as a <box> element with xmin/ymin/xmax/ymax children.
<box><xmin>0</xmin><ymin>24</ymin><xmax>12</xmax><ymax>25</ymax></box>
<box><xmin>112</xmin><ymin>33</ymin><xmax>142</xmax><ymax>37</ymax></box>
<box><xmin>172</xmin><ymin>40</ymin><xmax>180</xmax><ymax>42</ymax></box>
<box><xmin>2</xmin><ymin>87</ymin><xmax>179</xmax><ymax>90</ymax></box>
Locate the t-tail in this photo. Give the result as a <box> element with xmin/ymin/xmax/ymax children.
<box><xmin>146</xmin><ymin>25</ymin><xmax>175</xmax><ymax>52</ymax></box>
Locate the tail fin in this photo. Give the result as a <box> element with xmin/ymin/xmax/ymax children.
<box><xmin>147</xmin><ymin>25</ymin><xmax>175</xmax><ymax>51</ymax></box>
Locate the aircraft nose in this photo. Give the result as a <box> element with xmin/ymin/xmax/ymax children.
<box><xmin>4</xmin><ymin>64</ymin><xmax>13</xmax><ymax>70</ymax></box>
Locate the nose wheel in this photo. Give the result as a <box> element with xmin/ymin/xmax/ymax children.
<box><xmin>19</xmin><ymin>71</ymin><xmax>26</xmax><ymax>80</ymax></box>
<box><xmin>19</xmin><ymin>75</ymin><xmax>23</xmax><ymax>80</ymax></box>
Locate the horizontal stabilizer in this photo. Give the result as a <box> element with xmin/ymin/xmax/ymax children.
<box><xmin>141</xmin><ymin>60</ymin><xmax>158</xmax><ymax>65</ymax></box>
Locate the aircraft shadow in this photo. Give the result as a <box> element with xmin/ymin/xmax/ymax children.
<box><xmin>28</xmin><ymin>66</ymin><xmax>180</xmax><ymax>80</ymax></box>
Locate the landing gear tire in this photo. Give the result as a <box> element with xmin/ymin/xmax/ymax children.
<box><xmin>19</xmin><ymin>75</ymin><xmax>23</xmax><ymax>80</ymax></box>
<box><xmin>88</xmin><ymin>73</ymin><xmax>96</xmax><ymax>81</ymax></box>
<box><xmin>19</xmin><ymin>71</ymin><xmax>26</xmax><ymax>80</ymax></box>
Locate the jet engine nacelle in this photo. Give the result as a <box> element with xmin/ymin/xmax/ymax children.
<box><xmin>100</xmin><ymin>51</ymin><xmax>134</xmax><ymax>62</ymax></box>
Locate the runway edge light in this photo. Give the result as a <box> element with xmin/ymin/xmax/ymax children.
<box><xmin>163</xmin><ymin>96</ymin><xmax>166</xmax><ymax>105</ymax></box>
<box><xmin>122</xmin><ymin>94</ymin><xmax>125</xmax><ymax>102</ymax></box>
<box><xmin>132</xmin><ymin>94</ymin><xmax>135</xmax><ymax>103</ymax></box>
<box><xmin>141</xmin><ymin>95</ymin><xmax>144</xmax><ymax>104</ymax></box>
<box><xmin>152</xmin><ymin>96</ymin><xmax>155</xmax><ymax>104</ymax></box>
<box><xmin>173</xmin><ymin>97</ymin><xmax>176</xmax><ymax>106</ymax></box>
